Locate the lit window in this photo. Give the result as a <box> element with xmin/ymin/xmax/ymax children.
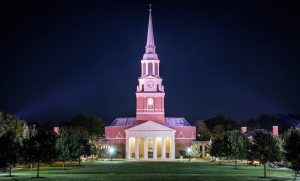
<box><xmin>147</xmin><ymin>98</ymin><xmax>154</xmax><ymax>109</ymax></box>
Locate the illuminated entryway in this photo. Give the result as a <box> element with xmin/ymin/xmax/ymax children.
<box><xmin>125</xmin><ymin>121</ymin><xmax>175</xmax><ymax>160</ymax></box>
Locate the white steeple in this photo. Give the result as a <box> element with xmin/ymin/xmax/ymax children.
<box><xmin>143</xmin><ymin>4</ymin><xmax>158</xmax><ymax>60</ymax></box>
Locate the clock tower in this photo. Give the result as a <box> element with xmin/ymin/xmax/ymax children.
<box><xmin>136</xmin><ymin>6</ymin><xmax>165</xmax><ymax>125</ymax></box>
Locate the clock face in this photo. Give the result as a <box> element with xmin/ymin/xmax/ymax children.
<box><xmin>146</xmin><ymin>81</ymin><xmax>154</xmax><ymax>88</ymax></box>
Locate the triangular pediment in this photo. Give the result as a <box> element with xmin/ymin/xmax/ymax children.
<box><xmin>145</xmin><ymin>75</ymin><xmax>157</xmax><ymax>79</ymax></box>
<box><xmin>125</xmin><ymin>121</ymin><xmax>175</xmax><ymax>132</ymax></box>
<box><xmin>140</xmin><ymin>75</ymin><xmax>161</xmax><ymax>79</ymax></box>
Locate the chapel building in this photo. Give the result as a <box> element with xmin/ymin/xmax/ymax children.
<box><xmin>105</xmin><ymin>6</ymin><xmax>196</xmax><ymax>160</ymax></box>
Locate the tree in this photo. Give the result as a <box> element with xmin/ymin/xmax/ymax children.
<box><xmin>196</xmin><ymin>120</ymin><xmax>211</xmax><ymax>141</ymax></box>
<box><xmin>209</xmin><ymin>138</ymin><xmax>226</xmax><ymax>165</ymax></box>
<box><xmin>89</xmin><ymin>145</ymin><xmax>97</xmax><ymax>161</ymax></box>
<box><xmin>56</xmin><ymin>128</ymin><xmax>72</xmax><ymax>168</ymax></box>
<box><xmin>186</xmin><ymin>146</ymin><xmax>200</xmax><ymax>162</ymax></box>
<box><xmin>78</xmin><ymin>139</ymin><xmax>92</xmax><ymax>165</ymax></box>
<box><xmin>20</xmin><ymin>135</ymin><xmax>35</xmax><ymax>170</ymax></box>
<box><xmin>283</xmin><ymin>127</ymin><xmax>300</xmax><ymax>179</ymax></box>
<box><xmin>226</xmin><ymin>130</ymin><xmax>248</xmax><ymax>169</ymax></box>
<box><xmin>0</xmin><ymin>111</ymin><xmax>25</xmax><ymax>140</ymax></box>
<box><xmin>69</xmin><ymin>138</ymin><xmax>81</xmax><ymax>165</ymax></box>
<box><xmin>205</xmin><ymin>114</ymin><xmax>239</xmax><ymax>137</ymax></box>
<box><xmin>212</xmin><ymin>125</ymin><xmax>225</xmax><ymax>137</ymax></box>
<box><xmin>56</xmin><ymin>128</ymin><xmax>91</xmax><ymax>167</ymax></box>
<box><xmin>0</xmin><ymin>131</ymin><xmax>19</xmax><ymax>177</ymax></box>
<box><xmin>250</xmin><ymin>132</ymin><xmax>281</xmax><ymax>178</ymax></box>
<box><xmin>245</xmin><ymin>137</ymin><xmax>255</xmax><ymax>165</ymax></box>
<box><xmin>63</xmin><ymin>114</ymin><xmax>104</xmax><ymax>139</ymax></box>
<box><xmin>30</xmin><ymin>129</ymin><xmax>56</xmax><ymax>178</ymax></box>
<box><xmin>245</xmin><ymin>114</ymin><xmax>293</xmax><ymax>133</ymax></box>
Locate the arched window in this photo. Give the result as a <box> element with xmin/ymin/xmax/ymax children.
<box><xmin>155</xmin><ymin>63</ymin><xmax>158</xmax><ymax>76</ymax></box>
<box><xmin>178</xmin><ymin>132</ymin><xmax>185</xmax><ymax>138</ymax></box>
<box><xmin>147</xmin><ymin>98</ymin><xmax>154</xmax><ymax>109</ymax></box>
<box><xmin>142</xmin><ymin>63</ymin><xmax>146</xmax><ymax>75</ymax></box>
<box><xmin>148</xmin><ymin>63</ymin><xmax>153</xmax><ymax>75</ymax></box>
<box><xmin>116</xmin><ymin>131</ymin><xmax>123</xmax><ymax>138</ymax></box>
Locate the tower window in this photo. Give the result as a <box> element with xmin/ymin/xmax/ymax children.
<box><xmin>148</xmin><ymin>63</ymin><xmax>153</xmax><ymax>75</ymax></box>
<box><xmin>147</xmin><ymin>98</ymin><xmax>154</xmax><ymax>109</ymax></box>
<box><xmin>142</xmin><ymin>63</ymin><xmax>146</xmax><ymax>75</ymax></box>
<box><xmin>155</xmin><ymin>63</ymin><xmax>158</xmax><ymax>76</ymax></box>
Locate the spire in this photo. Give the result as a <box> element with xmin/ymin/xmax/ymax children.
<box><xmin>143</xmin><ymin>4</ymin><xmax>158</xmax><ymax>60</ymax></box>
<box><xmin>146</xmin><ymin>4</ymin><xmax>155</xmax><ymax>50</ymax></box>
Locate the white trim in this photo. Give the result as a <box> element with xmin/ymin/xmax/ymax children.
<box><xmin>171</xmin><ymin>135</ymin><xmax>175</xmax><ymax>159</ymax></box>
<box><xmin>135</xmin><ymin>137</ymin><xmax>139</xmax><ymax>159</ymax></box>
<box><xmin>126</xmin><ymin>136</ymin><xmax>130</xmax><ymax>159</ymax></box>
<box><xmin>136</xmin><ymin>109</ymin><xmax>165</xmax><ymax>111</ymax></box>
<box><xmin>144</xmin><ymin>137</ymin><xmax>148</xmax><ymax>159</ymax></box>
<box><xmin>141</xmin><ymin>59</ymin><xmax>160</xmax><ymax>64</ymax></box>
<box><xmin>125</xmin><ymin>121</ymin><xmax>175</xmax><ymax>132</ymax></box>
<box><xmin>136</xmin><ymin>112</ymin><xmax>164</xmax><ymax>114</ymax></box>
<box><xmin>136</xmin><ymin>92</ymin><xmax>165</xmax><ymax>97</ymax></box>
<box><xmin>153</xmin><ymin>137</ymin><xmax>157</xmax><ymax>159</ymax></box>
<box><xmin>162</xmin><ymin>137</ymin><xmax>166</xmax><ymax>159</ymax></box>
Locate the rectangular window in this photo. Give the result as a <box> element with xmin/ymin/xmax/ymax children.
<box><xmin>147</xmin><ymin>98</ymin><xmax>154</xmax><ymax>109</ymax></box>
<box><xmin>142</xmin><ymin>63</ymin><xmax>146</xmax><ymax>75</ymax></box>
<box><xmin>148</xmin><ymin>63</ymin><xmax>153</xmax><ymax>75</ymax></box>
<box><xmin>155</xmin><ymin>63</ymin><xmax>158</xmax><ymax>76</ymax></box>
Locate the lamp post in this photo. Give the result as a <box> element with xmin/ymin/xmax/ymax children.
<box><xmin>187</xmin><ymin>147</ymin><xmax>192</xmax><ymax>163</ymax></box>
<box><xmin>108</xmin><ymin>147</ymin><xmax>115</xmax><ymax>161</ymax></box>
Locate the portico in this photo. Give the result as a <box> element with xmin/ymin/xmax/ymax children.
<box><xmin>125</xmin><ymin>121</ymin><xmax>175</xmax><ymax>160</ymax></box>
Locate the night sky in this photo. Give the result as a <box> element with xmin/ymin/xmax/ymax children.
<box><xmin>1</xmin><ymin>0</ymin><xmax>300</xmax><ymax>124</ymax></box>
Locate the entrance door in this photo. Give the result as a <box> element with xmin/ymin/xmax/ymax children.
<box><xmin>147</xmin><ymin>137</ymin><xmax>153</xmax><ymax>158</ymax></box>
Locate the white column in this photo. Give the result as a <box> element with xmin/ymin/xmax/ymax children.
<box><xmin>135</xmin><ymin>137</ymin><xmax>139</xmax><ymax>159</ymax></box>
<box><xmin>144</xmin><ymin>137</ymin><xmax>148</xmax><ymax>159</ymax></box>
<box><xmin>162</xmin><ymin>137</ymin><xmax>166</xmax><ymax>159</ymax></box>
<box><xmin>153</xmin><ymin>137</ymin><xmax>157</xmax><ymax>159</ymax></box>
<box><xmin>126</xmin><ymin>136</ymin><xmax>130</xmax><ymax>159</ymax></box>
<box><xmin>171</xmin><ymin>136</ymin><xmax>175</xmax><ymax>159</ymax></box>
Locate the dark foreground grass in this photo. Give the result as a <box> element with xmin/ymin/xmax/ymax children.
<box><xmin>0</xmin><ymin>160</ymin><xmax>296</xmax><ymax>181</ymax></box>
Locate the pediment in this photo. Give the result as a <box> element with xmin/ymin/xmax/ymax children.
<box><xmin>144</xmin><ymin>75</ymin><xmax>157</xmax><ymax>79</ymax></box>
<box><xmin>125</xmin><ymin>121</ymin><xmax>175</xmax><ymax>132</ymax></box>
<box><xmin>139</xmin><ymin>75</ymin><xmax>161</xmax><ymax>79</ymax></box>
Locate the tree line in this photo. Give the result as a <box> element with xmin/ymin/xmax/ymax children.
<box><xmin>196</xmin><ymin>113</ymin><xmax>300</xmax><ymax>140</ymax></box>
<box><xmin>0</xmin><ymin>112</ymin><xmax>105</xmax><ymax>178</ymax></box>
<box><xmin>1</xmin><ymin>111</ymin><xmax>299</xmax><ymax>179</ymax></box>
<box><xmin>209</xmin><ymin>128</ymin><xmax>300</xmax><ymax>179</ymax></box>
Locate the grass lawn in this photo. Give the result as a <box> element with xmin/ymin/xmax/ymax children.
<box><xmin>0</xmin><ymin>160</ymin><xmax>296</xmax><ymax>181</ymax></box>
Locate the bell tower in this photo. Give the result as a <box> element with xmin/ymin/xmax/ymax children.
<box><xmin>136</xmin><ymin>5</ymin><xmax>165</xmax><ymax>125</ymax></box>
